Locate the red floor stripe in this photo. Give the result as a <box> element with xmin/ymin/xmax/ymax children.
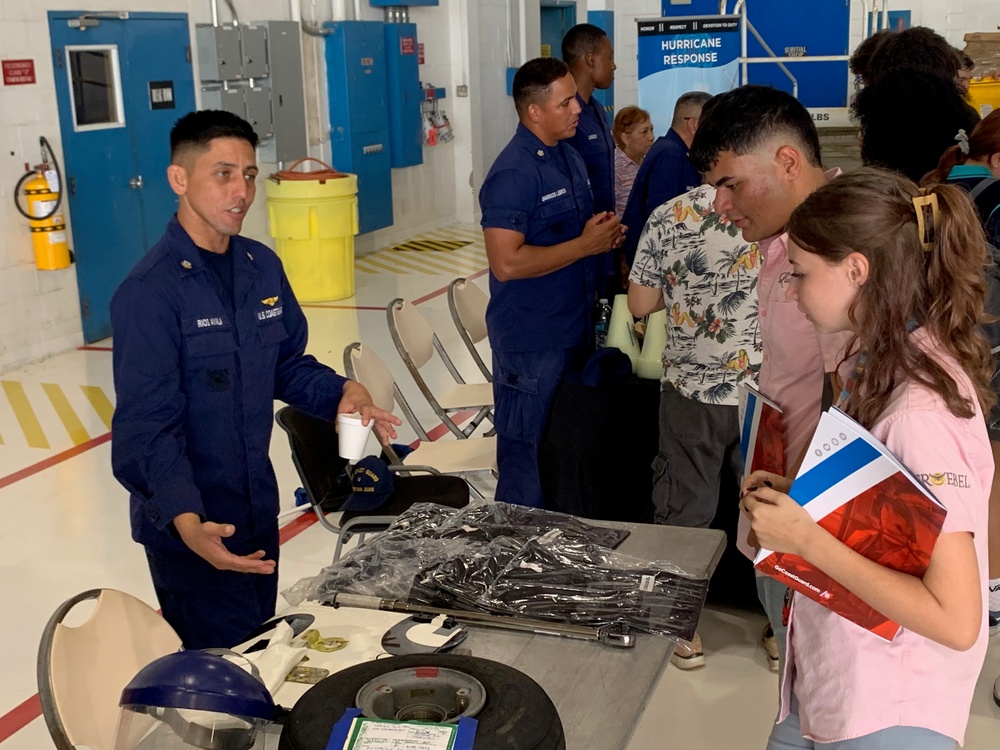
<box><xmin>0</xmin><ymin>695</ymin><xmax>41</xmax><ymax>745</ymax></box>
<box><xmin>0</xmin><ymin>433</ymin><xmax>111</xmax><ymax>492</ymax></box>
<box><xmin>78</xmin><ymin>345</ymin><xmax>113</xmax><ymax>352</ymax></box>
<box><xmin>277</xmin><ymin>509</ymin><xmax>320</xmax><ymax>545</ymax></box>
<box><xmin>411</xmin><ymin>268</ymin><xmax>488</xmax><ymax>306</ymax></box>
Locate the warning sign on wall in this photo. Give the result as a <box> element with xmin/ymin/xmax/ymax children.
<box><xmin>418</xmin><ymin>43</ymin><xmax>425</xmax><ymax>65</ymax></box>
<box><xmin>2</xmin><ymin>59</ymin><xmax>36</xmax><ymax>86</ymax></box>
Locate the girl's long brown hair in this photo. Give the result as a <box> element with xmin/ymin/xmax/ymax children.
<box><xmin>923</xmin><ymin>109</ymin><xmax>1000</xmax><ymax>185</ymax></box>
<box><xmin>787</xmin><ymin>167</ymin><xmax>995</xmax><ymax>428</ymax></box>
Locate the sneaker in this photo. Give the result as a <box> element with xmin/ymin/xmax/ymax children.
<box><xmin>761</xmin><ymin>624</ymin><xmax>780</xmax><ymax>673</ymax></box>
<box><xmin>995</xmin><ymin>675</ymin><xmax>1000</xmax><ymax>709</ymax></box>
<box><xmin>670</xmin><ymin>632</ymin><xmax>706</xmax><ymax>670</ymax></box>
<box><xmin>990</xmin><ymin>610</ymin><xmax>1000</xmax><ymax>637</ymax></box>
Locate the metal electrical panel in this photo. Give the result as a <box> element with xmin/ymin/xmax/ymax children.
<box><xmin>384</xmin><ymin>23</ymin><xmax>422</xmax><ymax>168</ymax></box>
<box><xmin>196</xmin><ymin>25</ymin><xmax>243</xmax><ymax>81</ymax></box>
<box><xmin>201</xmin><ymin>86</ymin><xmax>246</xmax><ymax>117</ymax></box>
<box><xmin>244</xmin><ymin>87</ymin><xmax>274</xmax><ymax>139</ymax></box>
<box><xmin>201</xmin><ymin>86</ymin><xmax>274</xmax><ymax>141</ymax></box>
<box><xmin>256</xmin><ymin>21</ymin><xmax>308</xmax><ymax>167</ymax></box>
<box><xmin>324</xmin><ymin>21</ymin><xmax>393</xmax><ymax>234</ymax></box>
<box><xmin>240</xmin><ymin>25</ymin><xmax>269</xmax><ymax>79</ymax></box>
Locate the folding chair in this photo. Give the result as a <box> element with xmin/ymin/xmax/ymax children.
<box><xmin>344</xmin><ymin>341</ymin><xmax>497</xmax><ymax>498</ymax></box>
<box><xmin>37</xmin><ymin>588</ymin><xmax>182</xmax><ymax>750</ymax></box>
<box><xmin>275</xmin><ymin>406</ymin><xmax>470</xmax><ymax>561</ymax></box>
<box><xmin>387</xmin><ymin>297</ymin><xmax>494</xmax><ymax>439</ymax></box>
<box><xmin>447</xmin><ymin>277</ymin><xmax>492</xmax><ymax>382</ymax></box>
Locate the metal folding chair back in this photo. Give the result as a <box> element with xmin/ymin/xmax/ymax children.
<box><xmin>447</xmin><ymin>278</ymin><xmax>492</xmax><ymax>382</ymax></box>
<box><xmin>386</xmin><ymin>297</ymin><xmax>493</xmax><ymax>439</ymax></box>
<box><xmin>37</xmin><ymin>588</ymin><xmax>182</xmax><ymax>750</ymax></box>
<box><xmin>344</xmin><ymin>342</ymin><xmax>497</xmax><ymax>496</ymax></box>
<box><xmin>275</xmin><ymin>406</ymin><xmax>406</xmax><ymax>560</ymax></box>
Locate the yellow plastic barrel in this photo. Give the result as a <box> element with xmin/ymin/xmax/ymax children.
<box><xmin>266</xmin><ymin>158</ymin><xmax>359</xmax><ymax>302</ymax></box>
<box><xmin>969</xmin><ymin>78</ymin><xmax>1000</xmax><ymax>117</ymax></box>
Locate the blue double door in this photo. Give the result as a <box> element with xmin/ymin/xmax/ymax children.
<box><xmin>48</xmin><ymin>12</ymin><xmax>196</xmax><ymax>342</ymax></box>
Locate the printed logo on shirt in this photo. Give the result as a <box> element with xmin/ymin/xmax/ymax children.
<box><xmin>587</xmin><ymin>133</ymin><xmax>599</xmax><ymax>140</ymax></box>
<box><xmin>540</xmin><ymin>187</ymin><xmax>568</xmax><ymax>203</ymax></box>
<box><xmin>918</xmin><ymin>471</ymin><xmax>970</xmax><ymax>489</ymax></box>
<box><xmin>196</xmin><ymin>317</ymin><xmax>225</xmax><ymax>328</ymax></box>
<box><xmin>261</xmin><ymin>296</ymin><xmax>279</xmax><ymax>306</ymax></box>
<box><xmin>257</xmin><ymin>306</ymin><xmax>283</xmax><ymax>321</ymax></box>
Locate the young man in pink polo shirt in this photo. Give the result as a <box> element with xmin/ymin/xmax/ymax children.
<box><xmin>689</xmin><ymin>86</ymin><xmax>850</xmax><ymax>673</ymax></box>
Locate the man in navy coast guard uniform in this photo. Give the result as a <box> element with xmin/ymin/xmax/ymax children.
<box><xmin>110</xmin><ymin>110</ymin><xmax>400</xmax><ymax>649</ymax></box>
<box><xmin>562</xmin><ymin>23</ymin><xmax>620</xmax><ymax>292</ymax></box>
<box><xmin>479</xmin><ymin>58</ymin><xmax>626</xmax><ymax>508</ymax></box>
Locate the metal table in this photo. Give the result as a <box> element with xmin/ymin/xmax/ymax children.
<box><xmin>456</xmin><ymin>521</ymin><xmax>726</xmax><ymax>750</ymax></box>
<box><xmin>269</xmin><ymin>520</ymin><xmax>725</xmax><ymax>750</ymax></box>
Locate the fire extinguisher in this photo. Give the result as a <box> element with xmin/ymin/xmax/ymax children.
<box><xmin>13</xmin><ymin>136</ymin><xmax>71</xmax><ymax>271</ymax></box>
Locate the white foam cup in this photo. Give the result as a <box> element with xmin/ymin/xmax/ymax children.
<box><xmin>336</xmin><ymin>412</ymin><xmax>374</xmax><ymax>461</ymax></box>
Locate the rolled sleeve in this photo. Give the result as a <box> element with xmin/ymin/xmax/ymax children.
<box><xmin>480</xmin><ymin>168</ymin><xmax>536</xmax><ymax>234</ymax></box>
<box><xmin>111</xmin><ymin>278</ymin><xmax>205</xmax><ymax>530</ymax></box>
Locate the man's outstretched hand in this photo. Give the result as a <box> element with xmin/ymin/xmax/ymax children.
<box><xmin>173</xmin><ymin>512</ymin><xmax>276</xmax><ymax>574</ymax></box>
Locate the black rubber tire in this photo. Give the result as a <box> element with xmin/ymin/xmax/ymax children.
<box><xmin>279</xmin><ymin>654</ymin><xmax>565</xmax><ymax>750</ymax></box>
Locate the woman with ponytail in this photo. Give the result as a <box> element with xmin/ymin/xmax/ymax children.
<box><xmin>923</xmin><ymin>109</ymin><xmax>1000</xmax><ymax>246</ymax></box>
<box><xmin>742</xmin><ymin>169</ymin><xmax>993</xmax><ymax>749</ymax></box>
<box><xmin>924</xmin><ymin>109</ymin><xmax>1000</xmax><ymax>645</ymax></box>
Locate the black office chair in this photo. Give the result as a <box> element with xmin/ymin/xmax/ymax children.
<box><xmin>275</xmin><ymin>406</ymin><xmax>470</xmax><ymax>561</ymax></box>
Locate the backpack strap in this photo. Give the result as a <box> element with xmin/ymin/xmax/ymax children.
<box><xmin>968</xmin><ymin>177</ymin><xmax>998</xmax><ymax>202</ymax></box>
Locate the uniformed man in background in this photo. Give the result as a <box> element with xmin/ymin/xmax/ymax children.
<box><xmin>480</xmin><ymin>58</ymin><xmax>626</xmax><ymax>507</ymax></box>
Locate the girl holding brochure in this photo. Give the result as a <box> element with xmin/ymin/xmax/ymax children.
<box><xmin>742</xmin><ymin>167</ymin><xmax>994</xmax><ymax>750</ymax></box>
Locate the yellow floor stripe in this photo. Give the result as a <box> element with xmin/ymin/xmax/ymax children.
<box><xmin>81</xmin><ymin>385</ymin><xmax>114</xmax><ymax>430</ymax></box>
<box><xmin>437</xmin><ymin>251</ymin><xmax>489</xmax><ymax>274</ymax></box>
<box><xmin>2</xmin><ymin>381</ymin><xmax>49</xmax><ymax>449</ymax></box>
<box><xmin>42</xmin><ymin>383</ymin><xmax>90</xmax><ymax>446</ymax></box>
<box><xmin>444</xmin><ymin>258</ymin><xmax>488</xmax><ymax>275</ymax></box>
<box><xmin>359</xmin><ymin>254</ymin><xmax>411</xmax><ymax>274</ymax></box>
<box><xmin>375</xmin><ymin>252</ymin><xmax>443</xmax><ymax>274</ymax></box>
<box><xmin>356</xmin><ymin>227</ymin><xmax>487</xmax><ymax>276</ymax></box>
<box><xmin>389</xmin><ymin>249</ymin><xmax>474</xmax><ymax>275</ymax></box>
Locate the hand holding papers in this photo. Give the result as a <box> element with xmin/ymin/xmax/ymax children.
<box><xmin>737</xmin><ymin>383</ymin><xmax>786</xmax><ymax>558</ymax></box>
<box><xmin>752</xmin><ymin>408</ymin><xmax>947</xmax><ymax>640</ymax></box>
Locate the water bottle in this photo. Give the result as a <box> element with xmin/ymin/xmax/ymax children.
<box><xmin>594</xmin><ymin>298</ymin><xmax>612</xmax><ymax>348</ymax></box>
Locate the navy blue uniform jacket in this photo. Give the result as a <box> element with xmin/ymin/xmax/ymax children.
<box><xmin>621</xmin><ymin>129</ymin><xmax>701</xmax><ymax>265</ymax></box>
<box><xmin>111</xmin><ymin>218</ymin><xmax>347</xmax><ymax>574</ymax></box>
<box><xmin>479</xmin><ymin>123</ymin><xmax>596</xmax><ymax>353</ymax></box>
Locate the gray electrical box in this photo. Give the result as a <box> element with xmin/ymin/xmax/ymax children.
<box><xmin>196</xmin><ymin>20</ymin><xmax>305</xmax><ymax>163</ymax></box>
<box><xmin>241</xmin><ymin>25</ymin><xmax>269</xmax><ymax>79</ymax></box>
<box><xmin>201</xmin><ymin>86</ymin><xmax>246</xmax><ymax>118</ymax></box>
<box><xmin>196</xmin><ymin>25</ymin><xmax>243</xmax><ymax>81</ymax></box>
<box><xmin>256</xmin><ymin>20</ymin><xmax>308</xmax><ymax>167</ymax></box>
<box><xmin>244</xmin><ymin>87</ymin><xmax>274</xmax><ymax>140</ymax></box>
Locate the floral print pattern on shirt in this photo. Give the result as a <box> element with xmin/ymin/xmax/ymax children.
<box><xmin>629</xmin><ymin>185</ymin><xmax>763</xmax><ymax>405</ymax></box>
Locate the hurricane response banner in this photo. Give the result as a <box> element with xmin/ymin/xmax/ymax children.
<box><xmin>637</xmin><ymin>16</ymin><xmax>741</xmax><ymax>136</ymax></box>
